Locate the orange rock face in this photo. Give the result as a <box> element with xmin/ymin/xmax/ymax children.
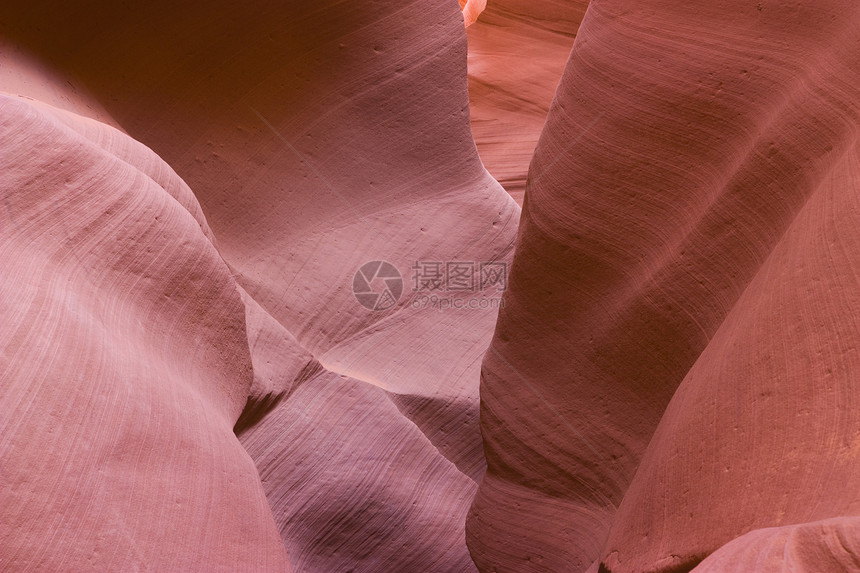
<box><xmin>469</xmin><ymin>0</ymin><xmax>860</xmax><ymax>572</ymax></box>
<box><xmin>466</xmin><ymin>0</ymin><xmax>589</xmax><ymax>203</ymax></box>
<box><xmin>460</xmin><ymin>0</ymin><xmax>488</xmax><ymax>27</ymax></box>
<box><xmin>3</xmin><ymin>1</ymin><xmax>860</xmax><ymax>572</ymax></box>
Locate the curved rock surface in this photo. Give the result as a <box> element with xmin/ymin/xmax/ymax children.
<box><xmin>0</xmin><ymin>94</ymin><xmax>289</xmax><ymax>571</ymax></box>
<box><xmin>469</xmin><ymin>0</ymin><xmax>860</xmax><ymax>571</ymax></box>
<box><xmin>240</xmin><ymin>368</ymin><xmax>479</xmax><ymax>572</ymax></box>
<box><xmin>690</xmin><ymin>517</ymin><xmax>860</xmax><ymax>573</ymax></box>
<box><xmin>1</xmin><ymin>0</ymin><xmax>518</xmax><ymax>571</ymax></box>
<box><xmin>466</xmin><ymin>0</ymin><xmax>589</xmax><ymax>203</ymax></box>
<box><xmin>2</xmin><ymin>0</ymin><xmax>520</xmax><ymax>476</ymax></box>
<box><xmin>602</xmin><ymin>137</ymin><xmax>860</xmax><ymax>572</ymax></box>
<box><xmin>4</xmin><ymin>0</ymin><xmax>860</xmax><ymax>572</ymax></box>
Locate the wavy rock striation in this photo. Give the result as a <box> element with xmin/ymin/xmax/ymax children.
<box><xmin>469</xmin><ymin>0</ymin><xmax>860</xmax><ymax>571</ymax></box>
<box><xmin>4</xmin><ymin>0</ymin><xmax>860</xmax><ymax>572</ymax></box>
<box><xmin>1</xmin><ymin>1</ymin><xmax>519</xmax><ymax>571</ymax></box>
<box><xmin>466</xmin><ymin>0</ymin><xmax>589</xmax><ymax>203</ymax></box>
<box><xmin>691</xmin><ymin>517</ymin><xmax>860</xmax><ymax>573</ymax></box>
<box><xmin>0</xmin><ymin>94</ymin><xmax>289</xmax><ymax>571</ymax></box>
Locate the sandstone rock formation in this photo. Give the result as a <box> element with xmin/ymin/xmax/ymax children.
<box><xmin>460</xmin><ymin>0</ymin><xmax>488</xmax><ymax>27</ymax></box>
<box><xmin>2</xmin><ymin>1</ymin><xmax>515</xmax><ymax>571</ymax></box>
<box><xmin>691</xmin><ymin>518</ymin><xmax>860</xmax><ymax>573</ymax></box>
<box><xmin>0</xmin><ymin>93</ymin><xmax>290</xmax><ymax>571</ymax></box>
<box><xmin>469</xmin><ymin>0</ymin><xmax>860</xmax><ymax>571</ymax></box>
<box><xmin>466</xmin><ymin>0</ymin><xmax>589</xmax><ymax>203</ymax></box>
<box><xmin>3</xmin><ymin>0</ymin><xmax>860</xmax><ymax>572</ymax></box>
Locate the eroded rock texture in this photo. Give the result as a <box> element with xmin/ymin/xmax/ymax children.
<box><xmin>469</xmin><ymin>0</ymin><xmax>860</xmax><ymax>572</ymax></box>
<box><xmin>0</xmin><ymin>93</ymin><xmax>290</xmax><ymax>572</ymax></box>
<box><xmin>3</xmin><ymin>0</ymin><xmax>860</xmax><ymax>572</ymax></box>
<box><xmin>691</xmin><ymin>518</ymin><xmax>860</xmax><ymax>573</ymax></box>
<box><xmin>466</xmin><ymin>0</ymin><xmax>589</xmax><ymax>203</ymax></box>
<box><xmin>1</xmin><ymin>1</ymin><xmax>516</xmax><ymax>571</ymax></box>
